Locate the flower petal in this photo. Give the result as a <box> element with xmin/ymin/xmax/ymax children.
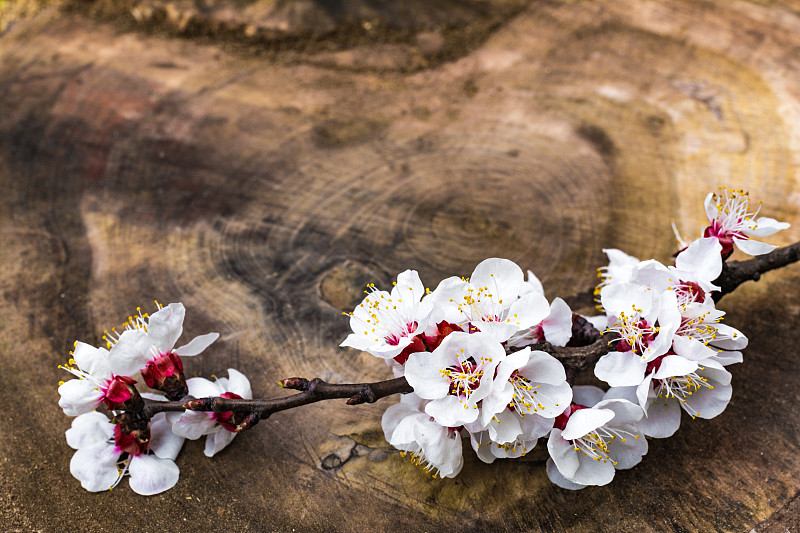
<box><xmin>224</xmin><ymin>368</ymin><xmax>252</xmax><ymax>399</ymax></box>
<box><xmin>546</xmin><ymin>457</ymin><xmax>586</xmax><ymax>490</ymax></box>
<box><xmin>745</xmin><ymin>217</ymin><xmax>790</xmax><ymax>237</ymax></box>
<box><xmin>562</xmin><ymin>408</ymin><xmax>614</xmax><ymax>441</ymax></box>
<box><xmin>674</xmin><ymin>237</ymin><xmax>723</xmax><ymax>282</ymax></box>
<box><xmin>108</xmin><ymin>329</ymin><xmax>154</xmax><ymax>376</ymax></box>
<box><xmin>521</xmin><ymin>350</ymin><xmax>566</xmax><ymax>386</ymax></box>
<box><xmin>547</xmin><ymin>429</ymin><xmax>579</xmax><ymax>479</ymax></box>
<box><xmin>204</xmin><ymin>428</ymin><xmax>237</xmax><ymax>457</ymax></box>
<box><xmin>594</xmin><ymin>351</ymin><xmax>647</xmax><ymax>387</ymax></box>
<box><xmin>128</xmin><ymin>454</ymin><xmax>180</xmax><ymax>495</ymax></box>
<box><xmin>638</xmin><ymin>398</ymin><xmax>682</xmax><ymax>438</ymax></box>
<box><xmin>70</xmin><ymin>441</ymin><xmax>120</xmax><ymax>492</ymax></box>
<box><xmin>470</xmin><ymin>258</ymin><xmax>524</xmax><ymax>305</ymax></box>
<box><xmin>733</xmin><ymin>237</ymin><xmax>778</xmax><ymax>256</ymax></box>
<box><xmin>542</xmin><ymin>298</ymin><xmax>573</xmax><ymax>346</ymax></box>
<box><xmin>149</xmin><ymin>413</ymin><xmax>184</xmax><ymax>461</ymax></box>
<box><xmin>58</xmin><ymin>379</ymin><xmax>103</xmax><ymax>416</ymax></box>
<box><xmin>174</xmin><ymin>332</ymin><xmax>219</xmax><ymax>357</ymax></box>
<box><xmin>72</xmin><ymin>342</ymin><xmax>111</xmax><ymax>378</ymax></box>
<box><xmin>66</xmin><ymin>412</ymin><xmax>115</xmax><ymax>450</ymax></box>
<box><xmin>571</xmin><ymin>385</ymin><xmax>606</xmax><ymax>408</ymax></box>
<box><xmin>146</xmin><ymin>302</ymin><xmax>185</xmax><ymax>354</ymax></box>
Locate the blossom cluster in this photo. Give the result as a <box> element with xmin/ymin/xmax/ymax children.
<box><xmin>57</xmin><ymin>186</ymin><xmax>789</xmax><ymax>494</ymax></box>
<box><xmin>341</xmin><ymin>186</ymin><xmax>788</xmax><ymax>488</ymax></box>
<box><xmin>58</xmin><ymin>302</ymin><xmax>252</xmax><ymax>494</ymax></box>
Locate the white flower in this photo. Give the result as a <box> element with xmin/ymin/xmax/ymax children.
<box><xmin>479</xmin><ymin>348</ymin><xmax>571</xmax><ymax>433</ymax></box>
<box><xmin>106</xmin><ymin>302</ymin><xmax>219</xmax><ymax>384</ymax></box>
<box><xmin>427</xmin><ymin>258</ymin><xmax>550</xmax><ymax>342</ymax></box>
<box><xmin>66</xmin><ymin>406</ymin><xmax>184</xmax><ymax>495</ymax></box>
<box><xmin>701</xmin><ymin>187</ymin><xmax>789</xmax><ymax>256</ymax></box>
<box><xmin>58</xmin><ymin>341</ymin><xmax>140</xmax><ymax>416</ymax></box>
<box><xmin>404</xmin><ymin>331</ymin><xmax>505</xmax><ymax>427</ymax></box>
<box><xmin>609</xmin><ymin>354</ymin><xmax>732</xmax><ymax>438</ymax></box>
<box><xmin>595</xmin><ymin>248</ymin><xmax>641</xmax><ymax>300</ymax></box>
<box><xmin>170</xmin><ymin>369</ymin><xmax>252</xmax><ymax>457</ymax></box>
<box><xmin>340</xmin><ymin>270</ymin><xmax>435</xmax><ymax>360</ymax></box>
<box><xmin>594</xmin><ymin>286</ymin><xmax>681</xmax><ymax>387</ymax></box>
<box><xmin>546</xmin><ymin>390</ymin><xmax>646</xmax><ymax>490</ymax></box>
<box><xmin>382</xmin><ymin>393</ymin><xmax>463</xmax><ymax>478</ymax></box>
<box><xmin>506</xmin><ymin>297</ymin><xmax>573</xmax><ymax>348</ymax></box>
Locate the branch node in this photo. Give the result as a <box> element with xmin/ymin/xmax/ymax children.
<box><xmin>347</xmin><ymin>387</ymin><xmax>377</xmax><ymax>405</ymax></box>
<box><xmin>279</xmin><ymin>377</ymin><xmax>310</xmax><ymax>391</ymax></box>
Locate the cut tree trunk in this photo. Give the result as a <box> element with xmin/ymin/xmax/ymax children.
<box><xmin>1</xmin><ymin>1</ymin><xmax>800</xmax><ymax>531</ymax></box>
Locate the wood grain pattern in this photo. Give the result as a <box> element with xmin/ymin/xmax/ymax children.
<box><xmin>1</xmin><ymin>2</ymin><xmax>800</xmax><ymax>531</ymax></box>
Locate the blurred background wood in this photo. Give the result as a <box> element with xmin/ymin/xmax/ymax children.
<box><xmin>1</xmin><ymin>1</ymin><xmax>800</xmax><ymax>531</ymax></box>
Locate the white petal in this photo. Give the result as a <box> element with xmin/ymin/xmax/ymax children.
<box><xmin>561</xmin><ymin>408</ymin><xmax>614</xmax><ymax>440</ymax></box>
<box><xmin>601</xmin><ymin>282</ymin><xmax>655</xmax><ymax>318</ymax></box>
<box><xmin>204</xmin><ymin>428</ymin><xmax>237</xmax><ymax>457</ymax></box>
<box><xmin>547</xmin><ymin>430</ymin><xmax>579</xmax><ymax>479</ymax></box>
<box><xmin>546</xmin><ymin>458</ymin><xmax>587</xmax><ymax>490</ymax></box>
<box><xmin>416</xmin><ymin>422</ymin><xmax>463</xmax><ymax>478</ymax></box>
<box><xmin>651</xmin><ymin>355</ymin><xmax>698</xmax><ymax>380</ymax></box>
<box><xmin>521</xmin><ymin>270</ymin><xmax>544</xmax><ymax>295</ymax></box>
<box><xmin>58</xmin><ymin>379</ymin><xmax>103</xmax><ymax>416</ymax></box>
<box><xmin>542</xmin><ymin>298</ymin><xmax>573</xmax><ymax>346</ymax></box>
<box><xmin>710</xmin><ymin>323</ymin><xmax>748</xmax><ymax>350</ymax></box>
<box><xmin>470</xmin><ymin>258</ymin><xmax>525</xmax><ymax>304</ymax></box>
<box><xmin>224</xmin><ymin>368</ymin><xmax>253</xmax><ymax>399</ymax></box>
<box><xmin>703</xmin><ymin>192</ymin><xmax>717</xmax><ymax>222</ymax></box>
<box><xmin>733</xmin><ymin>237</ymin><xmax>777</xmax><ymax>256</ymax></box>
<box><xmin>486</xmin><ymin>409</ymin><xmax>523</xmax><ymax>445</ymax></box>
<box><xmin>175</xmin><ymin>332</ymin><xmax>219</xmax><ymax>357</ymax></box>
<box><xmin>186</xmin><ymin>377</ymin><xmax>223</xmax><ymax>398</ymax></box>
<box><xmin>507</xmin><ymin>291</ymin><xmax>550</xmax><ymax>330</ymax></box>
<box><xmin>149</xmin><ymin>413</ymin><xmax>185</xmax><ymax>460</ymax></box>
<box><xmin>70</xmin><ymin>441</ymin><xmax>120</xmax><ymax>492</ymax></box>
<box><xmin>605</xmin><ymin>426</ymin><xmax>647</xmax><ymax>469</ymax></box>
<box><xmin>531</xmin><ymin>382</ymin><xmax>573</xmax><ymax>418</ymax></box>
<box><xmin>745</xmin><ymin>217</ymin><xmax>790</xmax><ymax>237</ymax></box>
<box><xmin>571</xmin><ymin>449</ymin><xmax>616</xmax><ymax>486</ymax></box>
<box><xmin>108</xmin><ymin>329</ymin><xmax>154</xmax><ymax>376</ymax></box>
<box><xmin>593</xmin><ymin>399</ymin><xmax>643</xmax><ymax>426</ymax></box>
<box><xmin>571</xmin><ymin>385</ymin><xmax>605</xmax><ymax>407</ymax></box>
<box><xmin>469</xmin><ymin>431</ymin><xmax>498</xmax><ymax>464</ymax></box>
<box><xmin>595</xmin><ymin>351</ymin><xmax>647</xmax><ymax>387</ymax></box>
<box><xmin>128</xmin><ymin>454</ymin><xmax>180</xmax><ymax>495</ymax></box>
<box><xmin>404</xmin><ymin>351</ymin><xmax>450</xmax><ymax>400</ymax></box>
<box><xmin>603</xmin><ymin>386</ymin><xmax>639</xmax><ymax>405</ymax></box>
<box><xmin>521</xmin><ymin>350</ymin><xmax>566</xmax><ymax>385</ymax></box>
<box><xmin>493</xmin><ymin>349</ymin><xmax>529</xmax><ymax>388</ymax></box>
<box><xmin>72</xmin><ymin>342</ymin><xmax>111</xmax><ymax>378</ymax></box>
<box><xmin>66</xmin><ymin>412</ymin><xmax>115</xmax><ymax>450</ymax></box>
<box><xmin>684</xmin><ymin>383</ymin><xmax>732</xmax><ymax>419</ymax></box>
<box><xmin>172</xmin><ymin>412</ymin><xmax>217</xmax><ymax>440</ymax></box>
<box><xmin>672</xmin><ymin>335</ymin><xmax>716</xmax><ymax>361</ymax></box>
<box><xmin>638</xmin><ymin>398</ymin><xmax>682</xmax><ymax>438</ymax></box>
<box><xmin>425</xmin><ymin>395</ymin><xmax>478</xmax><ymax>427</ymax></box>
<box><xmin>146</xmin><ymin>302</ymin><xmax>185</xmax><ymax>353</ymax></box>
<box><xmin>675</xmin><ymin>237</ymin><xmax>723</xmax><ymax>282</ymax></box>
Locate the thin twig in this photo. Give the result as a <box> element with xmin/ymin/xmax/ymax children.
<box><xmin>143</xmin><ymin>240</ymin><xmax>800</xmax><ymax>419</ymax></box>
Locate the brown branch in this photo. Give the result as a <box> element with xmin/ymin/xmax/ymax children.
<box><xmin>143</xmin><ymin>376</ymin><xmax>413</xmax><ymax>419</ymax></box>
<box><xmin>713</xmin><ymin>240</ymin><xmax>800</xmax><ymax>302</ymax></box>
<box><xmin>142</xmin><ymin>239</ymin><xmax>800</xmax><ymax>422</ymax></box>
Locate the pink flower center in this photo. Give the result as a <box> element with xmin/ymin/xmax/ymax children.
<box><xmin>393</xmin><ymin>321</ymin><xmax>463</xmax><ymax>365</ymax></box>
<box><xmin>113</xmin><ymin>423</ymin><xmax>149</xmax><ymax>456</ymax></box>
<box><xmin>101</xmin><ymin>375</ymin><xmax>137</xmax><ymax>409</ymax></box>
<box><xmin>385</xmin><ymin>322</ymin><xmax>419</xmax><ymax>346</ymax></box>
<box><xmin>142</xmin><ymin>352</ymin><xmax>184</xmax><ymax>389</ymax></box>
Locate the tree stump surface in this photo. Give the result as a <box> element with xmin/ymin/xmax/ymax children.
<box><xmin>1</xmin><ymin>1</ymin><xmax>800</xmax><ymax>531</ymax></box>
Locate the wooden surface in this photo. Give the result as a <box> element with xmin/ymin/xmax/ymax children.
<box><xmin>2</xmin><ymin>1</ymin><xmax>800</xmax><ymax>531</ymax></box>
